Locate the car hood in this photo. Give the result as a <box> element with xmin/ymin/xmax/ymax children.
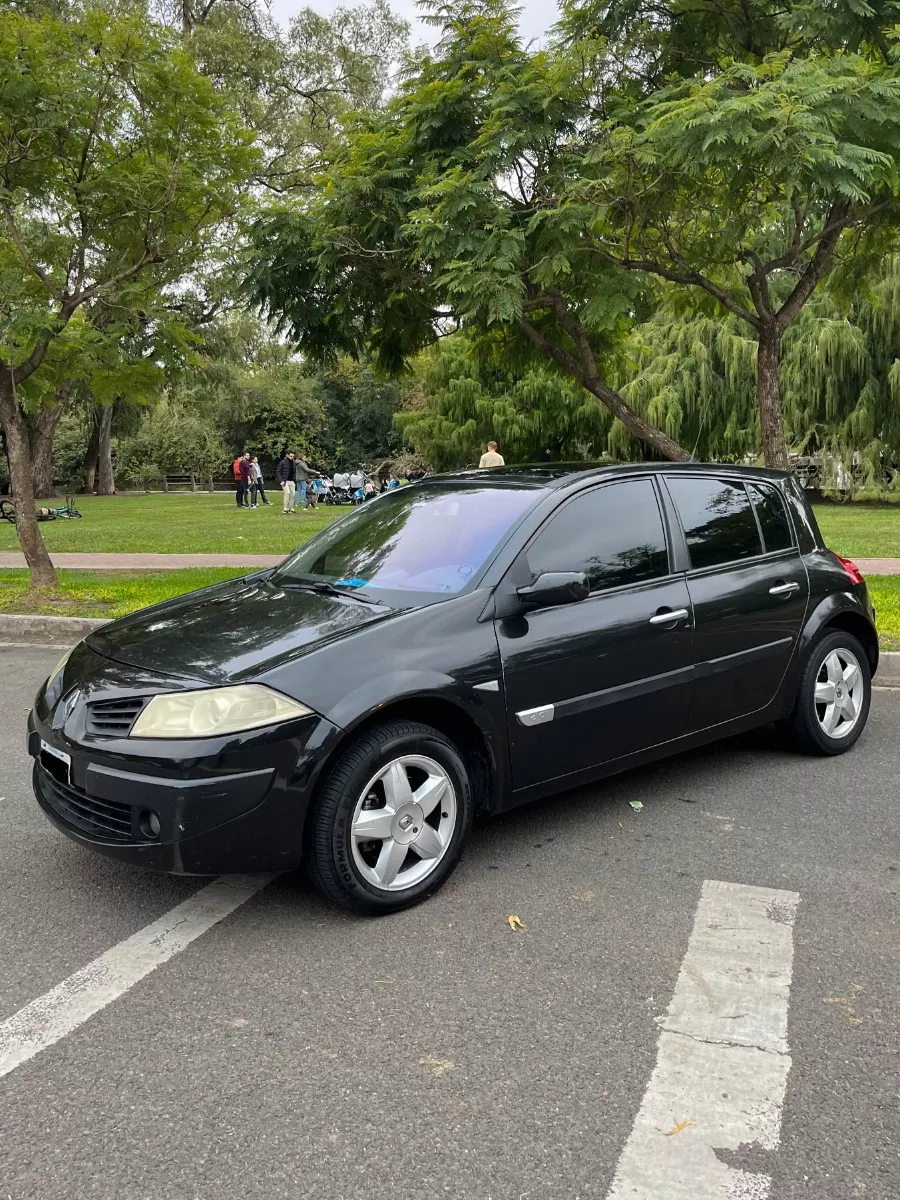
<box><xmin>86</xmin><ymin>576</ymin><xmax>398</xmax><ymax>685</ymax></box>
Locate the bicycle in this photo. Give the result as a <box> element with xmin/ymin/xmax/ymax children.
<box><xmin>0</xmin><ymin>496</ymin><xmax>83</xmax><ymax>524</ymax></box>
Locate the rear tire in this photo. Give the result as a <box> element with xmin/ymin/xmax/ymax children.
<box><xmin>305</xmin><ymin>720</ymin><xmax>474</xmax><ymax>915</ymax></box>
<box><xmin>785</xmin><ymin>630</ymin><xmax>871</xmax><ymax>755</ymax></box>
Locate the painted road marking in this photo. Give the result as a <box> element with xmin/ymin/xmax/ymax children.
<box><xmin>0</xmin><ymin>874</ymin><xmax>274</xmax><ymax>1078</ymax></box>
<box><xmin>606</xmin><ymin>879</ymin><xmax>800</xmax><ymax>1200</ymax></box>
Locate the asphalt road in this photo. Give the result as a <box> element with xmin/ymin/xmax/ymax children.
<box><xmin>1</xmin><ymin>645</ymin><xmax>898</xmax><ymax>1199</ymax></box>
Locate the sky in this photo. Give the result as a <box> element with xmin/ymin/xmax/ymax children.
<box><xmin>269</xmin><ymin>0</ymin><xmax>561</xmax><ymax>46</ymax></box>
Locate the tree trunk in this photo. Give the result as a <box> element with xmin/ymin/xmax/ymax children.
<box><xmin>517</xmin><ymin>314</ymin><xmax>690</xmax><ymax>462</ymax></box>
<box><xmin>97</xmin><ymin>404</ymin><xmax>115</xmax><ymax>495</ymax></box>
<box><xmin>583</xmin><ymin>374</ymin><xmax>690</xmax><ymax>461</ymax></box>
<box><xmin>757</xmin><ymin>325</ymin><xmax>790</xmax><ymax>471</ymax></box>
<box><xmin>30</xmin><ymin>385</ymin><xmax>72</xmax><ymax>499</ymax></box>
<box><xmin>0</xmin><ymin>372</ymin><xmax>58</xmax><ymax>589</ymax></box>
<box><xmin>84</xmin><ymin>417</ymin><xmax>100</xmax><ymax>493</ymax></box>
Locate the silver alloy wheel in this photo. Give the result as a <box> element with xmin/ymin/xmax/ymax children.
<box><xmin>814</xmin><ymin>647</ymin><xmax>864</xmax><ymax>739</ymax></box>
<box><xmin>350</xmin><ymin>754</ymin><xmax>457</xmax><ymax>892</ymax></box>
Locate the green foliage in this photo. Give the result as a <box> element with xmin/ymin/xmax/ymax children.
<box><xmin>399</xmin><ymin>334</ymin><xmax>613</xmax><ymax>467</ymax></box>
<box><xmin>113</xmin><ymin>396</ymin><xmax>229</xmax><ymax>486</ymax></box>
<box><xmin>616</xmin><ymin>257</ymin><xmax>900</xmax><ymax>472</ymax></box>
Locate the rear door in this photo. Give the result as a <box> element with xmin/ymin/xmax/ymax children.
<box><xmin>662</xmin><ymin>475</ymin><xmax>809</xmax><ymax>732</ymax></box>
<box><xmin>496</xmin><ymin>477</ymin><xmax>694</xmax><ymax>792</ymax></box>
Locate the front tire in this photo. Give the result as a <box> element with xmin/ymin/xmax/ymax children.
<box><xmin>305</xmin><ymin>720</ymin><xmax>474</xmax><ymax>914</ymax></box>
<box><xmin>786</xmin><ymin>630</ymin><xmax>871</xmax><ymax>755</ymax></box>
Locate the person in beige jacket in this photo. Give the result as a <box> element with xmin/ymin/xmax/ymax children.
<box><xmin>478</xmin><ymin>441</ymin><xmax>505</xmax><ymax>468</ymax></box>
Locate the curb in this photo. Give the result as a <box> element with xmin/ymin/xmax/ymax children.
<box><xmin>0</xmin><ymin>614</ymin><xmax>108</xmax><ymax>645</ymax></box>
<box><xmin>875</xmin><ymin>651</ymin><xmax>900</xmax><ymax>685</ymax></box>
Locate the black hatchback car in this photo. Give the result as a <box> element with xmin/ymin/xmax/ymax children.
<box><xmin>30</xmin><ymin>464</ymin><xmax>877</xmax><ymax>913</ymax></box>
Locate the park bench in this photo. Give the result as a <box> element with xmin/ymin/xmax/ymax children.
<box><xmin>162</xmin><ymin>474</ymin><xmax>198</xmax><ymax>492</ymax></box>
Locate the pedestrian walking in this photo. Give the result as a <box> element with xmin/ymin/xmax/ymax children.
<box><xmin>294</xmin><ymin>455</ymin><xmax>313</xmax><ymax>512</ymax></box>
<box><xmin>538</xmin><ymin>447</ymin><xmax>553</xmax><ymax>462</ymax></box>
<box><xmin>236</xmin><ymin>451</ymin><xmax>252</xmax><ymax>508</ymax></box>
<box><xmin>249</xmin><ymin>455</ymin><xmax>270</xmax><ymax>507</ymax></box>
<box><xmin>479</xmin><ymin>440</ymin><xmax>505</xmax><ymax>468</ymax></box>
<box><xmin>276</xmin><ymin>451</ymin><xmax>297</xmax><ymax>513</ymax></box>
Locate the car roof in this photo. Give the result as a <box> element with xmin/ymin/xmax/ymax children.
<box><xmin>422</xmin><ymin>462</ymin><xmax>792</xmax><ymax>490</ymax></box>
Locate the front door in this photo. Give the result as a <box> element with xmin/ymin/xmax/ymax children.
<box><xmin>663</xmin><ymin>475</ymin><xmax>810</xmax><ymax>731</ymax></box>
<box><xmin>497</xmin><ymin>478</ymin><xmax>694</xmax><ymax>793</ymax></box>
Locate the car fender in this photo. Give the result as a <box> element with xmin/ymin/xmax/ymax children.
<box><xmin>317</xmin><ymin>668</ymin><xmax>510</xmax><ymax>813</ymax></box>
<box><xmin>798</xmin><ymin>591</ymin><xmax>876</xmax><ymax>660</ymax></box>
<box><xmin>776</xmin><ymin>591</ymin><xmax>877</xmax><ymax>714</ymax></box>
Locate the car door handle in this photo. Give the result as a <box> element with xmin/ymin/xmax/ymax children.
<box><xmin>769</xmin><ymin>582</ymin><xmax>800</xmax><ymax>596</ymax></box>
<box><xmin>649</xmin><ymin>607</ymin><xmax>689</xmax><ymax>626</ymax></box>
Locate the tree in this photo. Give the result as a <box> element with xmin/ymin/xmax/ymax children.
<box><xmin>558</xmin><ymin>0</ymin><xmax>900</xmax><ymax>467</ymax></box>
<box><xmin>0</xmin><ymin>7</ymin><xmax>256</xmax><ymax>586</ymax></box>
<box><xmin>398</xmin><ymin>333</ymin><xmax>613</xmax><ymax>467</ymax></box>
<box><xmin>248</xmin><ymin>0</ymin><xmax>690</xmax><ymax>463</ymax></box>
<box><xmin>618</xmin><ymin>256</ymin><xmax>900</xmax><ymax>479</ymax></box>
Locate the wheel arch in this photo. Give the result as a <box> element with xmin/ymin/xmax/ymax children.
<box><xmin>820</xmin><ymin>610</ymin><xmax>879</xmax><ymax>675</ymax></box>
<box><xmin>303</xmin><ymin>696</ymin><xmax>501</xmax><ymax>841</ymax></box>
<box><xmin>798</xmin><ymin>594</ymin><xmax>879</xmax><ymax>674</ymax></box>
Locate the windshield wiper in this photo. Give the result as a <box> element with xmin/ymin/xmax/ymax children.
<box><xmin>277</xmin><ymin>579</ymin><xmax>388</xmax><ymax>607</ymax></box>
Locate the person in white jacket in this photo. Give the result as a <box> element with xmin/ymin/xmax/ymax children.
<box><xmin>248</xmin><ymin>456</ymin><xmax>270</xmax><ymax>507</ymax></box>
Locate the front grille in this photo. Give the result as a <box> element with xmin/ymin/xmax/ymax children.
<box><xmin>85</xmin><ymin>697</ymin><xmax>146</xmax><ymax>737</ymax></box>
<box><xmin>36</xmin><ymin>764</ymin><xmax>134</xmax><ymax>843</ymax></box>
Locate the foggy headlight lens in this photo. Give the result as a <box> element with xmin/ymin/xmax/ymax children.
<box><xmin>130</xmin><ymin>685</ymin><xmax>313</xmax><ymax>739</ymax></box>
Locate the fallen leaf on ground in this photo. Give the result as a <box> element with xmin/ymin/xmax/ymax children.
<box><xmin>229</xmin><ymin>1018</ymin><xmax>249</xmax><ymax>1028</ymax></box>
<box><xmin>507</xmin><ymin>914</ymin><xmax>526</xmax><ymax>931</ymax></box>
<box><xmin>572</xmin><ymin>890</ymin><xmax>596</xmax><ymax>903</ymax></box>
<box><xmin>629</xmin><ymin>801</ymin><xmax>644</xmax><ymax>811</ymax></box>
<box><xmin>420</xmin><ymin>1055</ymin><xmax>455</xmax><ymax>1077</ymax></box>
<box><xmin>665</xmin><ymin>1120</ymin><xmax>692</xmax><ymax>1137</ymax></box>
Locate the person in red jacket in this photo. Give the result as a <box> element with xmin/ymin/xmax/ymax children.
<box><xmin>235</xmin><ymin>452</ymin><xmax>252</xmax><ymax>508</ymax></box>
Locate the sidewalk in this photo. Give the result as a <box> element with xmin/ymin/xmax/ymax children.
<box><xmin>0</xmin><ymin>552</ymin><xmax>898</xmax><ymax>574</ymax></box>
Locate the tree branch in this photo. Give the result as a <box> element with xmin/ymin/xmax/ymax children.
<box><xmin>517</xmin><ymin>313</ymin><xmax>690</xmax><ymax>461</ymax></box>
<box><xmin>775</xmin><ymin>201</ymin><xmax>851</xmax><ymax>330</ymax></box>
<box><xmin>598</xmin><ymin>246</ymin><xmax>761</xmax><ymax>330</ymax></box>
<box><xmin>2</xmin><ymin>207</ymin><xmax>62</xmax><ymax>302</ymax></box>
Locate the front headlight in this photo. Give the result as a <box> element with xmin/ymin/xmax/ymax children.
<box><xmin>44</xmin><ymin>646</ymin><xmax>75</xmax><ymax>708</ymax></box>
<box><xmin>47</xmin><ymin>648</ymin><xmax>73</xmax><ymax>689</ymax></box>
<box><xmin>130</xmin><ymin>685</ymin><xmax>313</xmax><ymax>739</ymax></box>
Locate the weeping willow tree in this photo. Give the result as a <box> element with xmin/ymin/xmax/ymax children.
<box><xmin>617</xmin><ymin>257</ymin><xmax>900</xmax><ymax>485</ymax></box>
<box><xmin>398</xmin><ymin>335</ymin><xmax>615</xmax><ymax>468</ymax></box>
<box><xmin>404</xmin><ymin>260</ymin><xmax>900</xmax><ymax>480</ymax></box>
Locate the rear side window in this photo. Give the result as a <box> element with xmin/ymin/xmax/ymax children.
<box><xmin>667</xmin><ymin>477</ymin><xmax>762</xmax><ymax>570</ymax></box>
<box><xmin>748</xmin><ymin>483</ymin><xmax>793</xmax><ymax>553</ymax></box>
<box><xmin>527</xmin><ymin>479</ymin><xmax>669</xmax><ymax>592</ymax></box>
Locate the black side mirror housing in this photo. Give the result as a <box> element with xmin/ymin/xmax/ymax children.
<box><xmin>515</xmin><ymin>571</ymin><xmax>590</xmax><ymax>611</ymax></box>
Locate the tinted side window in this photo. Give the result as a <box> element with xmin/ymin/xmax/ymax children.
<box><xmin>748</xmin><ymin>483</ymin><xmax>793</xmax><ymax>553</ymax></box>
<box><xmin>667</xmin><ymin>477</ymin><xmax>762</xmax><ymax>570</ymax></box>
<box><xmin>527</xmin><ymin>479</ymin><xmax>669</xmax><ymax>592</ymax></box>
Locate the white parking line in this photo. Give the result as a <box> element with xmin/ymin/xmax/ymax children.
<box><xmin>0</xmin><ymin>874</ymin><xmax>274</xmax><ymax>1078</ymax></box>
<box><xmin>606</xmin><ymin>879</ymin><xmax>800</xmax><ymax>1200</ymax></box>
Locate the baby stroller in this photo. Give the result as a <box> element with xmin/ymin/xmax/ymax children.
<box><xmin>330</xmin><ymin>472</ymin><xmax>353</xmax><ymax>504</ymax></box>
<box><xmin>350</xmin><ymin>470</ymin><xmax>375</xmax><ymax>504</ymax></box>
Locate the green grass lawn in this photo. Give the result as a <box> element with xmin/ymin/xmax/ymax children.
<box><xmin>0</xmin><ymin>492</ymin><xmax>897</xmax><ymax>559</ymax></box>
<box><xmin>814</xmin><ymin>505</ymin><xmax>900</xmax><ymax>559</ymax></box>
<box><xmin>868</xmin><ymin>577</ymin><xmax>900</xmax><ymax>651</ymax></box>
<box><xmin>0</xmin><ymin>492</ymin><xmax>343</xmax><ymax>555</ymax></box>
<box><xmin>0</xmin><ymin>568</ymin><xmax>247</xmax><ymax>619</ymax></box>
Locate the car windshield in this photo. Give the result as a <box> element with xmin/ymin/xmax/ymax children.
<box><xmin>270</xmin><ymin>482</ymin><xmax>544</xmax><ymax>603</ymax></box>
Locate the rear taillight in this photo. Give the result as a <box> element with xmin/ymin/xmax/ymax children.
<box><xmin>834</xmin><ymin>554</ymin><xmax>865</xmax><ymax>585</ymax></box>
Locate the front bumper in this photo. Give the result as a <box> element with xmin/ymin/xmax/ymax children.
<box><xmin>28</xmin><ymin>705</ymin><xmax>341</xmax><ymax>875</ymax></box>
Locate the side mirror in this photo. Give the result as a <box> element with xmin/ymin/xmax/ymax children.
<box><xmin>516</xmin><ymin>571</ymin><xmax>589</xmax><ymax>611</ymax></box>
